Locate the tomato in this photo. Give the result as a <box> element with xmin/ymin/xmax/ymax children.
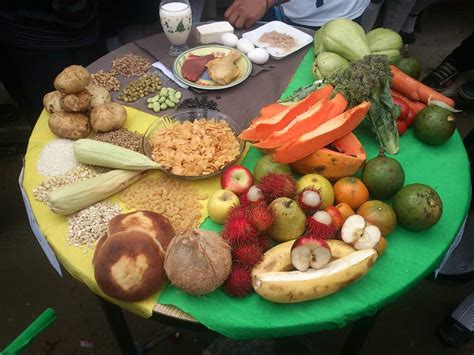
<box><xmin>392</xmin><ymin>96</ymin><xmax>410</xmax><ymax>120</ymax></box>
<box><xmin>404</xmin><ymin>108</ymin><xmax>417</xmax><ymax>127</ymax></box>
<box><xmin>397</xmin><ymin>119</ymin><xmax>407</xmax><ymax>135</ymax></box>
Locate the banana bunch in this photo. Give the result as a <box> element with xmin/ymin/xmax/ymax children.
<box><xmin>252</xmin><ymin>239</ymin><xmax>379</xmax><ymax>303</ymax></box>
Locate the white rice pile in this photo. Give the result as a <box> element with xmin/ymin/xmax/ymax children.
<box><xmin>37</xmin><ymin>139</ymin><xmax>78</xmax><ymax>177</ymax></box>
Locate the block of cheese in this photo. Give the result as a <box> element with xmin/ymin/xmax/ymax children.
<box><xmin>195</xmin><ymin>21</ymin><xmax>234</xmax><ymax>44</ymax></box>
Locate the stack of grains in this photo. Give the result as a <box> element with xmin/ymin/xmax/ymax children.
<box><xmin>91</xmin><ymin>70</ymin><xmax>121</xmax><ymax>92</ymax></box>
<box><xmin>93</xmin><ymin>129</ymin><xmax>144</xmax><ymax>154</ymax></box>
<box><xmin>111</xmin><ymin>53</ymin><xmax>152</xmax><ymax>77</ymax></box>
<box><xmin>37</xmin><ymin>139</ymin><xmax>78</xmax><ymax>177</ymax></box>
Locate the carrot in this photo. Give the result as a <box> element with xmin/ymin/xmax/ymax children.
<box><xmin>391</xmin><ymin>90</ymin><xmax>426</xmax><ymax>114</ymax></box>
<box><xmin>273</xmin><ymin>101</ymin><xmax>370</xmax><ymax>164</ymax></box>
<box><xmin>390</xmin><ymin>65</ymin><xmax>455</xmax><ymax>107</ymax></box>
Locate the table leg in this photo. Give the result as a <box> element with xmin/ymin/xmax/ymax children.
<box><xmin>342</xmin><ymin>313</ymin><xmax>378</xmax><ymax>355</ymax></box>
<box><xmin>97</xmin><ymin>296</ymin><xmax>139</xmax><ymax>355</ymax></box>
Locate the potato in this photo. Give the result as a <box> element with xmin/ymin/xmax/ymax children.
<box><xmin>54</xmin><ymin>65</ymin><xmax>91</xmax><ymax>94</ymax></box>
<box><xmin>60</xmin><ymin>89</ymin><xmax>92</xmax><ymax>112</ymax></box>
<box><xmin>86</xmin><ymin>84</ymin><xmax>111</xmax><ymax>108</ymax></box>
<box><xmin>48</xmin><ymin>112</ymin><xmax>90</xmax><ymax>139</ymax></box>
<box><xmin>43</xmin><ymin>91</ymin><xmax>62</xmax><ymax>113</ymax></box>
<box><xmin>90</xmin><ymin>103</ymin><xmax>127</xmax><ymax>132</ymax></box>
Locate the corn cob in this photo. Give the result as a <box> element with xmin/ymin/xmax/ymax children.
<box><xmin>73</xmin><ymin>139</ymin><xmax>160</xmax><ymax>170</ymax></box>
<box><xmin>48</xmin><ymin>169</ymin><xmax>147</xmax><ymax>215</ymax></box>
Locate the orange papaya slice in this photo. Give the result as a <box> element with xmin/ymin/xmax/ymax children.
<box><xmin>273</xmin><ymin>101</ymin><xmax>370</xmax><ymax>164</ymax></box>
<box><xmin>291</xmin><ymin>132</ymin><xmax>366</xmax><ymax>181</ymax></box>
<box><xmin>239</xmin><ymin>103</ymin><xmax>290</xmax><ymax>141</ymax></box>
<box><xmin>327</xmin><ymin>93</ymin><xmax>348</xmax><ymax>118</ymax></box>
<box><xmin>238</xmin><ymin>84</ymin><xmax>334</xmax><ymax>142</ymax></box>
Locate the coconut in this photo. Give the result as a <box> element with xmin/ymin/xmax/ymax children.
<box><xmin>164</xmin><ymin>228</ymin><xmax>232</xmax><ymax>296</ymax></box>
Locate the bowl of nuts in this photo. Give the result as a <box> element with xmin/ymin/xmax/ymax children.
<box><xmin>144</xmin><ymin>108</ymin><xmax>246</xmax><ymax>180</ymax></box>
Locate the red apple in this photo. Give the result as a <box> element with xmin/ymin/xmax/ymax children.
<box><xmin>221</xmin><ymin>165</ymin><xmax>254</xmax><ymax>194</ymax></box>
<box><xmin>291</xmin><ymin>235</ymin><xmax>332</xmax><ymax>271</ymax></box>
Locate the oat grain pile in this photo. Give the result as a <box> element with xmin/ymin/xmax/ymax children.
<box><xmin>111</xmin><ymin>53</ymin><xmax>152</xmax><ymax>77</ymax></box>
<box><xmin>150</xmin><ymin>119</ymin><xmax>241</xmax><ymax>176</ymax></box>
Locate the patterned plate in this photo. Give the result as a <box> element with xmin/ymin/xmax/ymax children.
<box><xmin>173</xmin><ymin>45</ymin><xmax>252</xmax><ymax>90</ymax></box>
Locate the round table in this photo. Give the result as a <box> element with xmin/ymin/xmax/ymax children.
<box><xmin>22</xmin><ymin>26</ymin><xmax>471</xmax><ymax>353</ymax></box>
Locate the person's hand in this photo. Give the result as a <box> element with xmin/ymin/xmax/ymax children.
<box><xmin>224</xmin><ymin>0</ymin><xmax>272</xmax><ymax>29</ymax></box>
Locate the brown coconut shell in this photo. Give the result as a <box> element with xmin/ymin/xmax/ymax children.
<box><xmin>164</xmin><ymin>228</ymin><xmax>232</xmax><ymax>296</ymax></box>
<box><xmin>93</xmin><ymin>230</ymin><xmax>166</xmax><ymax>302</ymax></box>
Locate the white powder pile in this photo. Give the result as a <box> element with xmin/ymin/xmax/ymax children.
<box><xmin>37</xmin><ymin>139</ymin><xmax>79</xmax><ymax>177</ymax></box>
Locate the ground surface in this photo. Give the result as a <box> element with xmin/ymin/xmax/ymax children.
<box><xmin>1</xmin><ymin>1</ymin><xmax>473</xmax><ymax>354</ymax></box>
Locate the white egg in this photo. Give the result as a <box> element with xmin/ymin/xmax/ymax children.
<box><xmin>236</xmin><ymin>38</ymin><xmax>255</xmax><ymax>54</ymax></box>
<box><xmin>247</xmin><ymin>48</ymin><xmax>270</xmax><ymax>65</ymax></box>
<box><xmin>220</xmin><ymin>32</ymin><xmax>238</xmax><ymax>48</ymax></box>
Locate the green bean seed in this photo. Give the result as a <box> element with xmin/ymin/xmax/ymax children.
<box><xmin>158</xmin><ymin>96</ymin><xmax>166</xmax><ymax>103</ymax></box>
<box><xmin>175</xmin><ymin>91</ymin><xmax>182</xmax><ymax>99</ymax></box>
<box><xmin>152</xmin><ymin>102</ymin><xmax>161</xmax><ymax>111</ymax></box>
<box><xmin>160</xmin><ymin>103</ymin><xmax>168</xmax><ymax>110</ymax></box>
<box><xmin>165</xmin><ymin>99</ymin><xmax>175</xmax><ymax>108</ymax></box>
<box><xmin>170</xmin><ymin>96</ymin><xmax>180</xmax><ymax>104</ymax></box>
<box><xmin>147</xmin><ymin>103</ymin><xmax>153</xmax><ymax>109</ymax></box>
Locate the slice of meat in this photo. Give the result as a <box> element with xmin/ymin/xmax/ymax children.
<box><xmin>182</xmin><ymin>54</ymin><xmax>215</xmax><ymax>82</ymax></box>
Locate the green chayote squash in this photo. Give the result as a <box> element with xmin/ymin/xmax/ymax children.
<box><xmin>371</xmin><ymin>49</ymin><xmax>402</xmax><ymax>64</ymax></box>
<box><xmin>321</xmin><ymin>19</ymin><xmax>370</xmax><ymax>61</ymax></box>
<box><xmin>366</xmin><ymin>28</ymin><xmax>403</xmax><ymax>52</ymax></box>
<box><xmin>312</xmin><ymin>52</ymin><xmax>349</xmax><ymax>80</ymax></box>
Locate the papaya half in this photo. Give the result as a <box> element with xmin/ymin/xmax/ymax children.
<box><xmin>291</xmin><ymin>132</ymin><xmax>366</xmax><ymax>181</ymax></box>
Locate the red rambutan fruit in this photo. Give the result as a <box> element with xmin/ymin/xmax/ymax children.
<box><xmin>224</xmin><ymin>265</ymin><xmax>253</xmax><ymax>297</ymax></box>
<box><xmin>233</xmin><ymin>243</ymin><xmax>263</xmax><ymax>269</ymax></box>
<box><xmin>297</xmin><ymin>188</ymin><xmax>322</xmax><ymax>215</ymax></box>
<box><xmin>240</xmin><ymin>185</ymin><xmax>264</xmax><ymax>206</ymax></box>
<box><xmin>227</xmin><ymin>205</ymin><xmax>247</xmax><ymax>221</ymax></box>
<box><xmin>246</xmin><ymin>202</ymin><xmax>274</xmax><ymax>232</ymax></box>
<box><xmin>306</xmin><ymin>213</ymin><xmax>335</xmax><ymax>239</ymax></box>
<box><xmin>222</xmin><ymin>216</ymin><xmax>258</xmax><ymax>246</ymax></box>
<box><xmin>256</xmin><ymin>234</ymin><xmax>273</xmax><ymax>252</ymax></box>
<box><xmin>258</xmin><ymin>173</ymin><xmax>297</xmax><ymax>202</ymax></box>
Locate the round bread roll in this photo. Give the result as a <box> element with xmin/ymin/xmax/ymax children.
<box><xmin>108</xmin><ymin>211</ymin><xmax>175</xmax><ymax>251</ymax></box>
<box><xmin>60</xmin><ymin>89</ymin><xmax>92</xmax><ymax>112</ymax></box>
<box><xmin>54</xmin><ymin>65</ymin><xmax>91</xmax><ymax>94</ymax></box>
<box><xmin>94</xmin><ymin>230</ymin><xmax>166</xmax><ymax>302</ymax></box>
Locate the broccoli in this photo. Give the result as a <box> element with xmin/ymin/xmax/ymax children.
<box><xmin>329</xmin><ymin>55</ymin><xmax>400</xmax><ymax>154</ymax></box>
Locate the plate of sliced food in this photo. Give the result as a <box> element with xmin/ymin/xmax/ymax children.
<box><xmin>173</xmin><ymin>45</ymin><xmax>252</xmax><ymax>90</ymax></box>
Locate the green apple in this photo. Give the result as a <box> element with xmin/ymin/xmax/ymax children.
<box><xmin>207</xmin><ymin>189</ymin><xmax>240</xmax><ymax>224</ymax></box>
<box><xmin>253</xmin><ymin>154</ymin><xmax>292</xmax><ymax>183</ymax></box>
<box><xmin>297</xmin><ymin>174</ymin><xmax>334</xmax><ymax>209</ymax></box>
<box><xmin>268</xmin><ymin>197</ymin><xmax>306</xmax><ymax>242</ymax></box>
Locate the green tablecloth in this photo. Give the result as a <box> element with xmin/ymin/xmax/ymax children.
<box><xmin>158</xmin><ymin>50</ymin><xmax>471</xmax><ymax>339</ymax></box>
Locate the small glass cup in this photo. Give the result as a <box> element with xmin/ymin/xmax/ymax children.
<box><xmin>159</xmin><ymin>0</ymin><xmax>192</xmax><ymax>56</ymax></box>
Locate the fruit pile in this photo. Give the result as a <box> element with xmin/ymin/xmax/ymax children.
<box><xmin>206</xmin><ymin>149</ymin><xmax>443</xmax><ymax>303</ymax></box>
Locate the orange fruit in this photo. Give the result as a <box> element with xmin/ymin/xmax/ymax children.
<box><xmin>333</xmin><ymin>177</ymin><xmax>369</xmax><ymax>210</ymax></box>
<box><xmin>357</xmin><ymin>200</ymin><xmax>397</xmax><ymax>236</ymax></box>
<box><xmin>335</xmin><ymin>202</ymin><xmax>355</xmax><ymax>222</ymax></box>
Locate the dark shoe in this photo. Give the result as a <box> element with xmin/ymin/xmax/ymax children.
<box><xmin>459</xmin><ymin>81</ymin><xmax>474</xmax><ymax>102</ymax></box>
<box><xmin>438</xmin><ymin>317</ymin><xmax>473</xmax><ymax>347</ymax></box>
<box><xmin>422</xmin><ymin>57</ymin><xmax>459</xmax><ymax>92</ymax></box>
<box><xmin>400</xmin><ymin>31</ymin><xmax>416</xmax><ymax>44</ymax></box>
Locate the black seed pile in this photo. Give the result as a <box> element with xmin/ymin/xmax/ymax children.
<box><xmin>177</xmin><ymin>97</ymin><xmax>219</xmax><ymax>111</ymax></box>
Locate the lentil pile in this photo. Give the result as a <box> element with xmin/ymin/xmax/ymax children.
<box><xmin>93</xmin><ymin>128</ymin><xmax>144</xmax><ymax>153</ymax></box>
<box><xmin>111</xmin><ymin>53</ymin><xmax>152</xmax><ymax>77</ymax></box>
<box><xmin>91</xmin><ymin>70</ymin><xmax>121</xmax><ymax>92</ymax></box>
<box><xmin>177</xmin><ymin>97</ymin><xmax>219</xmax><ymax>111</ymax></box>
<box><xmin>33</xmin><ymin>165</ymin><xmax>101</xmax><ymax>206</ymax></box>
<box><xmin>121</xmin><ymin>176</ymin><xmax>207</xmax><ymax>232</ymax></box>
<box><xmin>67</xmin><ymin>202</ymin><xmax>120</xmax><ymax>251</ymax></box>
<box><xmin>37</xmin><ymin>139</ymin><xmax>78</xmax><ymax>177</ymax></box>
<box><xmin>117</xmin><ymin>73</ymin><xmax>161</xmax><ymax>102</ymax></box>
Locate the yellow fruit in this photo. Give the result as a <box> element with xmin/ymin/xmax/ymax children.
<box><xmin>297</xmin><ymin>174</ymin><xmax>334</xmax><ymax>209</ymax></box>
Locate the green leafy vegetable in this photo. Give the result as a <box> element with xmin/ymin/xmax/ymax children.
<box><xmin>329</xmin><ymin>55</ymin><xmax>400</xmax><ymax>154</ymax></box>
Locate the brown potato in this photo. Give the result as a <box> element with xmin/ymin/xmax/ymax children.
<box><xmin>86</xmin><ymin>84</ymin><xmax>111</xmax><ymax>108</ymax></box>
<box><xmin>54</xmin><ymin>65</ymin><xmax>91</xmax><ymax>94</ymax></box>
<box><xmin>43</xmin><ymin>91</ymin><xmax>62</xmax><ymax>113</ymax></box>
<box><xmin>48</xmin><ymin>112</ymin><xmax>90</xmax><ymax>139</ymax></box>
<box><xmin>60</xmin><ymin>89</ymin><xmax>92</xmax><ymax>112</ymax></box>
<box><xmin>90</xmin><ymin>102</ymin><xmax>127</xmax><ymax>132</ymax></box>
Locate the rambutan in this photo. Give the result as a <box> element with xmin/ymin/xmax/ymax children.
<box><xmin>258</xmin><ymin>173</ymin><xmax>297</xmax><ymax>202</ymax></box>
<box><xmin>306</xmin><ymin>212</ymin><xmax>335</xmax><ymax>239</ymax></box>
<box><xmin>222</xmin><ymin>216</ymin><xmax>258</xmax><ymax>246</ymax></box>
<box><xmin>227</xmin><ymin>205</ymin><xmax>247</xmax><ymax>221</ymax></box>
<box><xmin>256</xmin><ymin>234</ymin><xmax>273</xmax><ymax>252</ymax></box>
<box><xmin>297</xmin><ymin>188</ymin><xmax>322</xmax><ymax>215</ymax></box>
<box><xmin>246</xmin><ymin>202</ymin><xmax>274</xmax><ymax>232</ymax></box>
<box><xmin>240</xmin><ymin>185</ymin><xmax>264</xmax><ymax>206</ymax></box>
<box><xmin>224</xmin><ymin>265</ymin><xmax>253</xmax><ymax>297</ymax></box>
<box><xmin>233</xmin><ymin>243</ymin><xmax>263</xmax><ymax>269</ymax></box>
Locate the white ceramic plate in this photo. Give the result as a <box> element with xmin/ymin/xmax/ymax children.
<box><xmin>242</xmin><ymin>21</ymin><xmax>313</xmax><ymax>60</ymax></box>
